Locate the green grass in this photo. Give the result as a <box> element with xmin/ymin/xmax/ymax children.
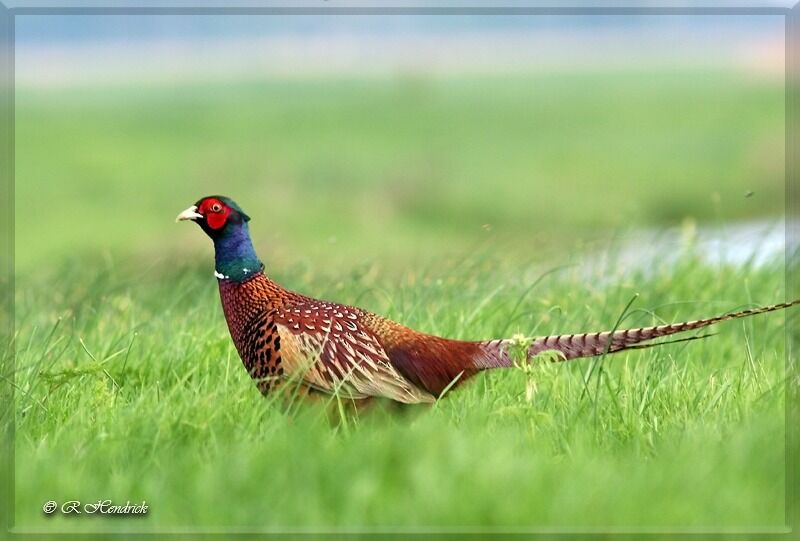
<box><xmin>12</xmin><ymin>249</ymin><xmax>790</xmax><ymax>532</ymax></box>
<box><xmin>9</xmin><ymin>70</ymin><xmax>793</xmax><ymax>532</ymax></box>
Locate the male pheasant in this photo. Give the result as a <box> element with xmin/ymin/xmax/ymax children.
<box><xmin>177</xmin><ymin>195</ymin><xmax>797</xmax><ymax>403</ymax></box>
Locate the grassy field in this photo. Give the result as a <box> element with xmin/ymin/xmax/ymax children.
<box><xmin>9</xmin><ymin>71</ymin><xmax>794</xmax><ymax>533</ymax></box>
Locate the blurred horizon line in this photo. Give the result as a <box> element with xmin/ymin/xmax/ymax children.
<box><xmin>16</xmin><ymin>22</ymin><xmax>784</xmax><ymax>87</ymax></box>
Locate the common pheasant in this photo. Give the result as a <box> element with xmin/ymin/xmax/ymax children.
<box><xmin>177</xmin><ymin>195</ymin><xmax>797</xmax><ymax>403</ymax></box>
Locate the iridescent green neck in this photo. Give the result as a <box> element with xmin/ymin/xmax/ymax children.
<box><xmin>213</xmin><ymin>222</ymin><xmax>263</xmax><ymax>283</ymax></box>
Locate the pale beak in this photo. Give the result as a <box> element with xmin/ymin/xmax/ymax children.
<box><xmin>175</xmin><ymin>205</ymin><xmax>203</xmax><ymax>223</ymax></box>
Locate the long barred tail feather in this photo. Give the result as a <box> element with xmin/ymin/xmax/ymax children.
<box><xmin>522</xmin><ymin>300</ymin><xmax>799</xmax><ymax>362</ymax></box>
<box><xmin>623</xmin><ymin>331</ymin><xmax>716</xmax><ymax>350</ymax></box>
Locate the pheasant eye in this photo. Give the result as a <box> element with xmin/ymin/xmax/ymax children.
<box><xmin>211</xmin><ymin>203</ymin><xmax>222</xmax><ymax>213</ymax></box>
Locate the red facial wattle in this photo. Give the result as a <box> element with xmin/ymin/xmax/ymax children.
<box><xmin>198</xmin><ymin>198</ymin><xmax>231</xmax><ymax>230</ymax></box>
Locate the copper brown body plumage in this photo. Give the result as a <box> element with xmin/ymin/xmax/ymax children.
<box><xmin>178</xmin><ymin>196</ymin><xmax>798</xmax><ymax>404</ymax></box>
<box><xmin>218</xmin><ymin>273</ymin><xmax>504</xmax><ymax>402</ymax></box>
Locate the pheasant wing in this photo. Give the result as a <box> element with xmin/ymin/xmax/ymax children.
<box><xmin>272</xmin><ymin>299</ymin><xmax>435</xmax><ymax>403</ymax></box>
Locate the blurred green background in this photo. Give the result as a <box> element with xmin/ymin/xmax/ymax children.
<box><xmin>10</xmin><ymin>13</ymin><xmax>790</xmax><ymax>534</ymax></box>
<box><xmin>15</xmin><ymin>72</ymin><xmax>784</xmax><ymax>271</ymax></box>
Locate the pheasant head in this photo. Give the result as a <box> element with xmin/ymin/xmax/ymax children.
<box><xmin>176</xmin><ymin>195</ymin><xmax>263</xmax><ymax>281</ymax></box>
